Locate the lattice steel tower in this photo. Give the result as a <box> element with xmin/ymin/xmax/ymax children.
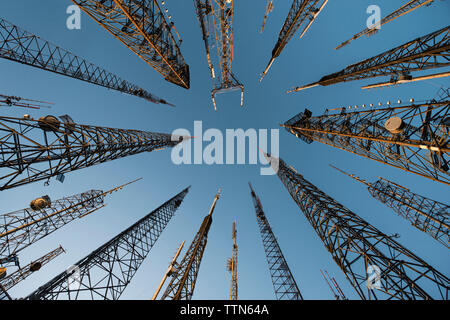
<box><xmin>0</xmin><ymin>18</ymin><xmax>170</xmax><ymax>105</ymax></box>
<box><xmin>260</xmin><ymin>0</ymin><xmax>274</xmax><ymax>33</ymax></box>
<box><xmin>0</xmin><ymin>179</ymin><xmax>139</xmax><ymax>262</ymax></box>
<box><xmin>336</xmin><ymin>0</ymin><xmax>435</xmax><ymax>50</ymax></box>
<box><xmin>260</xmin><ymin>0</ymin><xmax>328</xmax><ymax>81</ymax></box>
<box><xmin>26</xmin><ymin>186</ymin><xmax>190</xmax><ymax>300</ymax></box>
<box><xmin>289</xmin><ymin>26</ymin><xmax>450</xmax><ymax>92</ymax></box>
<box><xmin>192</xmin><ymin>0</ymin><xmax>244</xmax><ymax>111</ymax></box>
<box><xmin>264</xmin><ymin>153</ymin><xmax>449</xmax><ymax>299</ymax></box>
<box><xmin>161</xmin><ymin>189</ymin><xmax>221</xmax><ymax>300</ymax></box>
<box><xmin>331</xmin><ymin>165</ymin><xmax>449</xmax><ymax>249</ymax></box>
<box><xmin>320</xmin><ymin>269</ymin><xmax>347</xmax><ymax>300</ymax></box>
<box><xmin>0</xmin><ymin>246</ymin><xmax>65</xmax><ymax>294</ymax></box>
<box><xmin>71</xmin><ymin>0</ymin><xmax>190</xmax><ymax>89</ymax></box>
<box><xmin>0</xmin><ymin>94</ymin><xmax>53</xmax><ymax>110</ymax></box>
<box><xmin>226</xmin><ymin>220</ymin><xmax>238</xmax><ymax>300</ymax></box>
<box><xmin>249</xmin><ymin>183</ymin><xmax>303</xmax><ymax>300</ymax></box>
<box><xmin>283</xmin><ymin>94</ymin><xmax>450</xmax><ymax>185</ymax></box>
<box><xmin>0</xmin><ymin>114</ymin><xmax>186</xmax><ymax>190</ymax></box>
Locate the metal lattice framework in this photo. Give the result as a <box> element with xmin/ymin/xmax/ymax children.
<box><xmin>0</xmin><ymin>18</ymin><xmax>170</xmax><ymax>105</ymax></box>
<box><xmin>320</xmin><ymin>269</ymin><xmax>347</xmax><ymax>300</ymax></box>
<box><xmin>192</xmin><ymin>0</ymin><xmax>214</xmax><ymax>79</ymax></box>
<box><xmin>72</xmin><ymin>0</ymin><xmax>190</xmax><ymax>89</ymax></box>
<box><xmin>260</xmin><ymin>0</ymin><xmax>274</xmax><ymax>33</ymax></box>
<box><xmin>332</xmin><ymin>165</ymin><xmax>449</xmax><ymax>249</ymax></box>
<box><xmin>260</xmin><ymin>0</ymin><xmax>273</xmax><ymax>33</ymax></box>
<box><xmin>0</xmin><ymin>180</ymin><xmax>138</xmax><ymax>260</ymax></box>
<box><xmin>26</xmin><ymin>187</ymin><xmax>190</xmax><ymax>300</ymax></box>
<box><xmin>0</xmin><ymin>284</ymin><xmax>11</xmax><ymax>300</ymax></box>
<box><xmin>283</xmin><ymin>96</ymin><xmax>450</xmax><ymax>185</ymax></box>
<box><xmin>193</xmin><ymin>0</ymin><xmax>244</xmax><ymax>111</ymax></box>
<box><xmin>0</xmin><ymin>255</ymin><xmax>18</xmax><ymax>268</ymax></box>
<box><xmin>290</xmin><ymin>25</ymin><xmax>450</xmax><ymax>92</ymax></box>
<box><xmin>161</xmin><ymin>190</ymin><xmax>220</xmax><ymax>300</ymax></box>
<box><xmin>260</xmin><ymin>0</ymin><xmax>328</xmax><ymax>81</ymax></box>
<box><xmin>226</xmin><ymin>221</ymin><xmax>238</xmax><ymax>300</ymax></box>
<box><xmin>249</xmin><ymin>183</ymin><xmax>303</xmax><ymax>300</ymax></box>
<box><xmin>336</xmin><ymin>0</ymin><xmax>435</xmax><ymax>50</ymax></box>
<box><xmin>266</xmin><ymin>153</ymin><xmax>449</xmax><ymax>299</ymax></box>
<box><xmin>0</xmin><ymin>94</ymin><xmax>53</xmax><ymax>110</ymax></box>
<box><xmin>0</xmin><ymin>246</ymin><xmax>65</xmax><ymax>292</ymax></box>
<box><xmin>0</xmin><ymin>115</ymin><xmax>185</xmax><ymax>191</ymax></box>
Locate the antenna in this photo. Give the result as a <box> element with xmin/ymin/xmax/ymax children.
<box><xmin>0</xmin><ymin>94</ymin><xmax>53</xmax><ymax>110</ymax></box>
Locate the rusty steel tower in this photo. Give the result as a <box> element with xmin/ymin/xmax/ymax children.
<box><xmin>0</xmin><ymin>114</ymin><xmax>186</xmax><ymax>190</ymax></box>
<box><xmin>264</xmin><ymin>153</ymin><xmax>449</xmax><ymax>299</ymax></box>
<box><xmin>282</xmin><ymin>93</ymin><xmax>450</xmax><ymax>185</ymax></box>
<box><xmin>289</xmin><ymin>26</ymin><xmax>450</xmax><ymax>92</ymax></box>
<box><xmin>226</xmin><ymin>220</ymin><xmax>238</xmax><ymax>300</ymax></box>
<box><xmin>260</xmin><ymin>0</ymin><xmax>328</xmax><ymax>81</ymax></box>
<box><xmin>192</xmin><ymin>0</ymin><xmax>244</xmax><ymax>111</ymax></box>
<box><xmin>249</xmin><ymin>183</ymin><xmax>303</xmax><ymax>300</ymax></box>
<box><xmin>336</xmin><ymin>0</ymin><xmax>435</xmax><ymax>50</ymax></box>
<box><xmin>0</xmin><ymin>246</ymin><xmax>65</xmax><ymax>295</ymax></box>
<box><xmin>26</xmin><ymin>187</ymin><xmax>190</xmax><ymax>300</ymax></box>
<box><xmin>0</xmin><ymin>18</ymin><xmax>171</xmax><ymax>105</ymax></box>
<box><xmin>260</xmin><ymin>0</ymin><xmax>274</xmax><ymax>33</ymax></box>
<box><xmin>71</xmin><ymin>0</ymin><xmax>190</xmax><ymax>89</ymax></box>
<box><xmin>161</xmin><ymin>189</ymin><xmax>221</xmax><ymax>300</ymax></box>
<box><xmin>0</xmin><ymin>179</ymin><xmax>140</xmax><ymax>263</ymax></box>
<box><xmin>331</xmin><ymin>165</ymin><xmax>449</xmax><ymax>249</ymax></box>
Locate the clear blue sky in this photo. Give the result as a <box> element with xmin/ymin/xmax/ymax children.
<box><xmin>1</xmin><ymin>1</ymin><xmax>449</xmax><ymax>300</ymax></box>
